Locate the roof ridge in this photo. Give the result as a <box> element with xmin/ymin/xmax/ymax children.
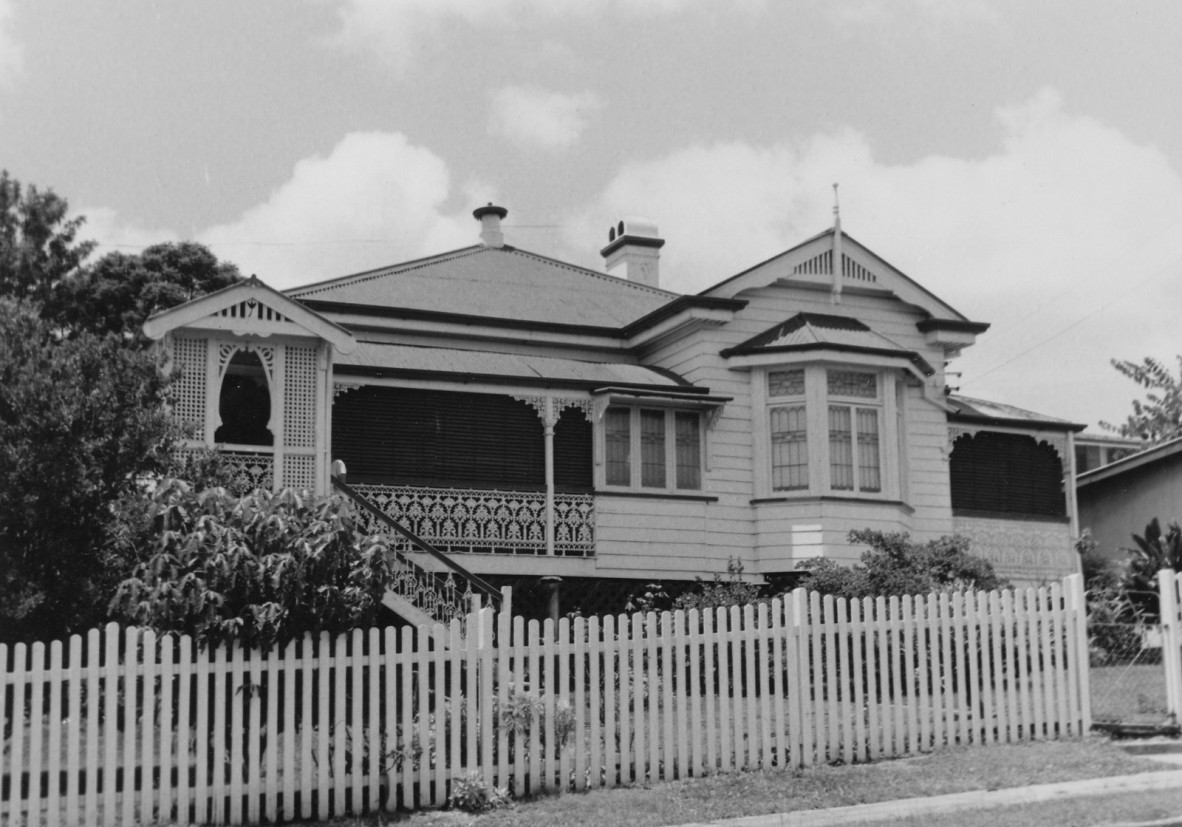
<box><xmin>287</xmin><ymin>245</ymin><xmax>485</xmax><ymax>296</ymax></box>
<box><xmin>502</xmin><ymin>246</ymin><xmax>680</xmax><ymax>299</ymax></box>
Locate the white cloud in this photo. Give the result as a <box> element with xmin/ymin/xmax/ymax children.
<box><xmin>198</xmin><ymin>131</ymin><xmax>481</xmax><ymax>288</ymax></box>
<box><xmin>77</xmin><ymin>206</ymin><xmax>180</xmax><ymax>261</ymax></box>
<box><xmin>488</xmin><ymin>86</ymin><xmax>603</xmax><ymax>151</ymax></box>
<box><xmin>0</xmin><ymin>0</ymin><xmax>25</xmax><ymax>90</ymax></box>
<box><xmin>567</xmin><ymin>88</ymin><xmax>1182</xmax><ymax>429</ymax></box>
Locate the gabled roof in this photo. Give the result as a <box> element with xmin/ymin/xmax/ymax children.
<box><xmin>700</xmin><ymin>226</ymin><xmax>985</xmax><ymax>329</ymax></box>
<box><xmin>288</xmin><ymin>244</ymin><xmax>678</xmax><ymax>328</ymax></box>
<box><xmin>335</xmin><ymin>341</ymin><xmax>700</xmax><ymax>393</ymax></box>
<box><xmin>143</xmin><ymin>276</ymin><xmax>357</xmax><ymax>353</ymax></box>
<box><xmin>720</xmin><ymin>312</ymin><xmax>935</xmax><ymax>375</ymax></box>
<box><xmin>947</xmin><ymin>394</ymin><xmax>1085</xmax><ymax>432</ymax></box>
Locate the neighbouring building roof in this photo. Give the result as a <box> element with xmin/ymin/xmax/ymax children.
<box><xmin>946</xmin><ymin>394</ymin><xmax>1085</xmax><ymax>432</ymax></box>
<box><xmin>720</xmin><ymin>312</ymin><xmax>936</xmax><ymax>375</ymax></box>
<box><xmin>334</xmin><ymin>341</ymin><xmax>700</xmax><ymax>393</ymax></box>
<box><xmin>1076</xmin><ymin>434</ymin><xmax>1182</xmax><ymax>488</ymax></box>
<box><xmin>288</xmin><ymin>245</ymin><xmax>677</xmax><ymax>329</ymax></box>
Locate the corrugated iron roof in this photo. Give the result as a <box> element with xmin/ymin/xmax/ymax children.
<box><xmin>336</xmin><ymin>341</ymin><xmax>690</xmax><ymax>390</ymax></box>
<box><xmin>946</xmin><ymin>394</ymin><xmax>1085</xmax><ymax>431</ymax></box>
<box><xmin>737</xmin><ymin>312</ymin><xmax>894</xmax><ymax>351</ymax></box>
<box><xmin>721</xmin><ymin>312</ymin><xmax>934</xmax><ymax>374</ymax></box>
<box><xmin>288</xmin><ymin>245</ymin><xmax>677</xmax><ymax>328</ymax></box>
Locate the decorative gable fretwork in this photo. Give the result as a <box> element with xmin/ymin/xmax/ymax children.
<box><xmin>216</xmin><ymin>297</ymin><xmax>291</xmax><ymax>324</ymax></box>
<box><xmin>792</xmin><ymin>251</ymin><xmax>878</xmax><ymax>284</ymax></box>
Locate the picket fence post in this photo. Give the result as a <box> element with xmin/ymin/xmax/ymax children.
<box><xmin>1158</xmin><ymin>568</ymin><xmax>1182</xmax><ymax>723</ymax></box>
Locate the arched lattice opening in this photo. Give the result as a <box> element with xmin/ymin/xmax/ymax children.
<box><xmin>950</xmin><ymin>431</ymin><xmax>1065</xmax><ymax>518</ymax></box>
<box><xmin>215</xmin><ymin>349</ymin><xmax>273</xmax><ymax>446</ymax></box>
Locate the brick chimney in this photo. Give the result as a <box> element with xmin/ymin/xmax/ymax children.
<box><xmin>600</xmin><ymin>217</ymin><xmax>664</xmax><ymax>288</ymax></box>
<box><xmin>473</xmin><ymin>203</ymin><xmax>508</xmax><ymax>248</ymax></box>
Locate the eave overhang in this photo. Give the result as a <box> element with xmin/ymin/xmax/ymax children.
<box><xmin>947</xmin><ymin>411</ymin><xmax>1086</xmax><ymax>433</ymax></box>
<box><xmin>724</xmin><ymin>346</ymin><xmax>935</xmax><ymax>384</ymax></box>
<box><xmin>917</xmin><ymin>317</ymin><xmax>991</xmax><ymax>352</ymax></box>
<box><xmin>334</xmin><ymin>364</ymin><xmax>694</xmax><ymax>394</ymax></box>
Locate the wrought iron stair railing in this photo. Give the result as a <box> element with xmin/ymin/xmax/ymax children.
<box><xmin>331</xmin><ymin>476</ymin><xmax>502</xmax><ymax>625</ymax></box>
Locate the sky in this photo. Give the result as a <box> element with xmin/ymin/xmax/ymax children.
<box><xmin>2</xmin><ymin>0</ymin><xmax>1181</xmax><ymax>432</ymax></box>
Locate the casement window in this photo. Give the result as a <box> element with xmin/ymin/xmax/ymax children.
<box><xmin>602</xmin><ymin>406</ymin><xmax>703</xmax><ymax>491</ymax></box>
<box><xmin>762</xmin><ymin>366</ymin><xmax>896</xmax><ymax>498</ymax></box>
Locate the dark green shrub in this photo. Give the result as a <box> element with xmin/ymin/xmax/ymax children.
<box><xmin>796</xmin><ymin>529</ymin><xmax>1006</xmax><ymax>599</ymax></box>
<box><xmin>110</xmin><ymin>480</ymin><xmax>393</xmax><ymax>647</ymax></box>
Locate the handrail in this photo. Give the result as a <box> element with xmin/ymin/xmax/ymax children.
<box><xmin>332</xmin><ymin>475</ymin><xmax>502</xmax><ymax>608</ymax></box>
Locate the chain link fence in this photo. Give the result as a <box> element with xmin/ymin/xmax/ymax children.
<box><xmin>1089</xmin><ymin>620</ymin><xmax>1169</xmax><ymax>726</ymax></box>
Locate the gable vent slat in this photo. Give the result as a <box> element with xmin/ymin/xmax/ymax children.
<box><xmin>842</xmin><ymin>255</ymin><xmax>877</xmax><ymax>283</ymax></box>
<box><xmin>793</xmin><ymin>250</ymin><xmax>833</xmax><ymax>275</ymax></box>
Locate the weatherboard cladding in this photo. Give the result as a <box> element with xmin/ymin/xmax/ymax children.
<box><xmin>336</xmin><ymin>341</ymin><xmax>688</xmax><ymax>390</ymax></box>
<box><xmin>287</xmin><ymin>245</ymin><xmax>675</xmax><ymax>328</ymax></box>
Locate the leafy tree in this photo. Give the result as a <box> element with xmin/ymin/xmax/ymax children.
<box><xmin>0</xmin><ymin>299</ymin><xmax>179</xmax><ymax>642</ymax></box>
<box><xmin>0</xmin><ymin>170</ymin><xmax>95</xmax><ymax>305</ymax></box>
<box><xmin>49</xmin><ymin>241</ymin><xmax>242</xmax><ymax>339</ymax></box>
<box><xmin>111</xmin><ymin>481</ymin><xmax>394</xmax><ymax>648</ymax></box>
<box><xmin>797</xmin><ymin>529</ymin><xmax>1006</xmax><ymax>599</ymax></box>
<box><xmin>1101</xmin><ymin>356</ymin><xmax>1182</xmax><ymax>445</ymax></box>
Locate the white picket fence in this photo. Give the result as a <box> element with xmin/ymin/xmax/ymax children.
<box><xmin>2</xmin><ymin>575</ymin><xmax>1090</xmax><ymax>826</ymax></box>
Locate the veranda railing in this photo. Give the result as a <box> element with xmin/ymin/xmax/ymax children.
<box><xmin>2</xmin><ymin>575</ymin><xmax>1090</xmax><ymax>826</ymax></box>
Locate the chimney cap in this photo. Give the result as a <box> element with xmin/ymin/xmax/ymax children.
<box><xmin>600</xmin><ymin>215</ymin><xmax>665</xmax><ymax>259</ymax></box>
<box><xmin>473</xmin><ymin>203</ymin><xmax>508</xmax><ymax>221</ymax></box>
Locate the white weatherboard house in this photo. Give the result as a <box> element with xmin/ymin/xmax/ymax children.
<box><xmin>143</xmin><ymin>205</ymin><xmax>1084</xmax><ymax>619</ymax></box>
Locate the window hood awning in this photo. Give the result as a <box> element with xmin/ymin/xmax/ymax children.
<box><xmin>721</xmin><ymin>311</ymin><xmax>935</xmax><ymax>376</ymax></box>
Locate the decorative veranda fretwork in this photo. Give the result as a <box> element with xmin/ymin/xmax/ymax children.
<box><xmin>221</xmin><ymin>450</ymin><xmax>274</xmax><ymax>495</ymax></box>
<box><xmin>351</xmin><ymin>484</ymin><xmax>596</xmax><ymax>556</ymax></box>
<box><xmin>511</xmin><ymin>394</ymin><xmax>594</xmax><ymax>425</ymax></box>
<box><xmin>952</xmin><ymin>515</ymin><xmax>1075</xmax><ymax>585</ymax></box>
<box><xmin>343</xmin><ymin>491</ymin><xmax>482</xmax><ymax>626</ymax></box>
<box><xmin>947</xmin><ymin>425</ymin><xmax>1068</xmax><ymax>462</ymax></box>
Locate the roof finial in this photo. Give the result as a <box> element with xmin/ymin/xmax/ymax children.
<box><xmin>831</xmin><ymin>183</ymin><xmax>843</xmax><ymax>304</ymax></box>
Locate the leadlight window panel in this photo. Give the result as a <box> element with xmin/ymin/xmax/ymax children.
<box><xmin>640</xmin><ymin>409</ymin><xmax>666</xmax><ymax>488</ymax></box>
<box><xmin>770</xmin><ymin>405</ymin><xmax>809</xmax><ymax>490</ymax></box>
<box><xmin>605</xmin><ymin>407</ymin><xmax>631</xmax><ymax>486</ymax></box>
<box><xmin>675</xmin><ymin>411</ymin><xmax>701</xmax><ymax>490</ymax></box>
<box><xmin>827</xmin><ymin>370</ymin><xmax>877</xmax><ymax>399</ymax></box>
<box><xmin>856</xmin><ymin>407</ymin><xmax>882</xmax><ymax>492</ymax></box>
<box><xmin>828</xmin><ymin>405</ymin><xmax>854</xmax><ymax>490</ymax></box>
<box><xmin>768</xmin><ymin>369</ymin><xmax>805</xmax><ymax>398</ymax></box>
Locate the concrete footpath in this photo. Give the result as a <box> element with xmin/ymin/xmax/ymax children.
<box><xmin>670</xmin><ymin>768</ymin><xmax>1182</xmax><ymax>827</ymax></box>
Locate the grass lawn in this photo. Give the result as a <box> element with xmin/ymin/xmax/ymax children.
<box><xmin>306</xmin><ymin>737</ymin><xmax>1177</xmax><ymax>827</ymax></box>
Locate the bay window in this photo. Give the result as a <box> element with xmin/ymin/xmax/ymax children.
<box><xmin>762</xmin><ymin>365</ymin><xmax>896</xmax><ymax>498</ymax></box>
<box><xmin>601</xmin><ymin>406</ymin><xmax>703</xmax><ymax>492</ymax></box>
